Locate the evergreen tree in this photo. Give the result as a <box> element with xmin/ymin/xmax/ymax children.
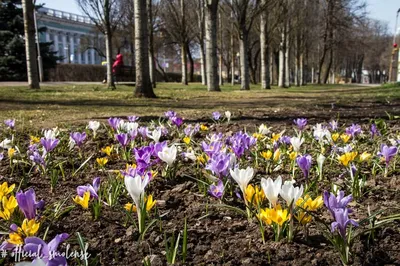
<box><xmin>0</xmin><ymin>0</ymin><xmax>59</xmax><ymax>81</ymax></box>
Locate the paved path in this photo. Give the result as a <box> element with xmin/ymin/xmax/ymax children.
<box><xmin>0</xmin><ymin>81</ymin><xmax>135</xmax><ymax>87</ymax></box>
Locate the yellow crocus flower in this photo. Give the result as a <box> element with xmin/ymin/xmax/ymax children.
<box><xmin>20</xmin><ymin>219</ymin><xmax>40</xmax><ymax>237</ymax></box>
<box><xmin>96</xmin><ymin>157</ymin><xmax>108</xmax><ymax>167</ymax></box>
<box><xmin>183</xmin><ymin>137</ymin><xmax>191</xmax><ymax>145</ymax></box>
<box><xmin>295</xmin><ymin>211</ymin><xmax>313</xmax><ymax>225</ymax></box>
<box><xmin>30</xmin><ymin>136</ymin><xmax>40</xmax><ymax>144</ymax></box>
<box><xmin>125</xmin><ymin>195</ymin><xmax>157</xmax><ymax>213</ymax></box>
<box><xmin>252</xmin><ymin>133</ymin><xmax>263</xmax><ymax>140</ymax></box>
<box><xmin>297</xmin><ymin>195</ymin><xmax>323</xmax><ymax>211</ymax></box>
<box><xmin>261</xmin><ymin>150</ymin><xmax>272</xmax><ymax>160</ymax></box>
<box><xmin>0</xmin><ymin>182</ymin><xmax>15</xmax><ymax>199</ymax></box>
<box><xmin>332</xmin><ymin>133</ymin><xmax>339</xmax><ymax>142</ymax></box>
<box><xmin>269</xmin><ymin>205</ymin><xmax>290</xmax><ymax>226</ymax></box>
<box><xmin>0</xmin><ymin>195</ymin><xmax>18</xmax><ymax>220</ymax></box>
<box><xmin>73</xmin><ymin>191</ymin><xmax>90</xmax><ymax>209</ymax></box>
<box><xmin>340</xmin><ymin>134</ymin><xmax>351</xmax><ymax>143</ymax></box>
<box><xmin>338</xmin><ymin>151</ymin><xmax>358</xmax><ymax>166</ymax></box>
<box><xmin>257</xmin><ymin>208</ymin><xmax>273</xmax><ymax>225</ymax></box>
<box><xmin>359</xmin><ymin>151</ymin><xmax>372</xmax><ymax>162</ymax></box>
<box><xmin>8</xmin><ymin>148</ymin><xmax>16</xmax><ymax>158</ymax></box>
<box><xmin>289</xmin><ymin>151</ymin><xmax>297</xmax><ymax>161</ymax></box>
<box><xmin>245</xmin><ymin>184</ymin><xmax>265</xmax><ymax>206</ymax></box>
<box><xmin>200</xmin><ymin>125</ymin><xmax>208</xmax><ymax>131</ymax></box>
<box><xmin>271</xmin><ymin>133</ymin><xmax>281</xmax><ymax>143</ymax></box>
<box><xmin>273</xmin><ymin>149</ymin><xmax>281</xmax><ymax>162</ymax></box>
<box><xmin>101</xmin><ymin>146</ymin><xmax>113</xmax><ymax>156</ymax></box>
<box><xmin>7</xmin><ymin>232</ymin><xmax>24</xmax><ymax>245</ymax></box>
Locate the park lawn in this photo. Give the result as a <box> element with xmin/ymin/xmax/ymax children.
<box><xmin>0</xmin><ymin>82</ymin><xmax>399</xmax><ymax>128</ymax></box>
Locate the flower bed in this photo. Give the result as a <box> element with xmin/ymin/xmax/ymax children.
<box><xmin>0</xmin><ymin>113</ymin><xmax>399</xmax><ymax>265</ymax></box>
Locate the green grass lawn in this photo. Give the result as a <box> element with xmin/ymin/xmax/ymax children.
<box><xmin>0</xmin><ymin>82</ymin><xmax>399</xmax><ymax>128</ymax></box>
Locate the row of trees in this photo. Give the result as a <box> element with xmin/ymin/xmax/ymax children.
<box><xmin>20</xmin><ymin>0</ymin><xmax>392</xmax><ymax>96</ymax></box>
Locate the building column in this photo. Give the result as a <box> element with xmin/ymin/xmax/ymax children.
<box><xmin>45</xmin><ymin>32</ymin><xmax>50</xmax><ymax>42</ymax></box>
<box><xmin>70</xmin><ymin>34</ymin><xmax>75</xmax><ymax>63</ymax></box>
<box><xmin>62</xmin><ymin>33</ymin><xmax>67</xmax><ymax>63</ymax></box>
<box><xmin>53</xmin><ymin>32</ymin><xmax>59</xmax><ymax>56</ymax></box>
<box><xmin>77</xmin><ymin>35</ymin><xmax>82</xmax><ymax>64</ymax></box>
<box><xmin>91</xmin><ymin>38</ymin><xmax>95</xmax><ymax>64</ymax></box>
<box><xmin>84</xmin><ymin>49</ymin><xmax>89</xmax><ymax>64</ymax></box>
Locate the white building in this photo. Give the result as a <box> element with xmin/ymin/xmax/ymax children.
<box><xmin>36</xmin><ymin>7</ymin><xmax>104</xmax><ymax>65</ymax></box>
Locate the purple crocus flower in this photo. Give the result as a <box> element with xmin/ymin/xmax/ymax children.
<box><xmin>116</xmin><ymin>133</ymin><xmax>130</xmax><ymax>147</ymax></box>
<box><xmin>0</xmin><ymin>153</ymin><xmax>3</xmax><ymax>161</ymax></box>
<box><xmin>24</xmin><ymin>233</ymin><xmax>69</xmax><ymax>266</ymax></box>
<box><xmin>323</xmin><ymin>190</ymin><xmax>353</xmax><ymax>218</ymax></box>
<box><xmin>331</xmin><ymin>208</ymin><xmax>359</xmax><ymax>239</ymax></box>
<box><xmin>279</xmin><ymin>135</ymin><xmax>291</xmax><ymax>145</ymax></box>
<box><xmin>212</xmin><ymin>112</ymin><xmax>221</xmax><ymax>121</ymax></box>
<box><xmin>370</xmin><ymin>124</ymin><xmax>381</xmax><ymax>138</ymax></box>
<box><xmin>29</xmin><ymin>151</ymin><xmax>46</xmax><ymax>167</ymax></box>
<box><xmin>127</xmin><ymin>116</ymin><xmax>139</xmax><ymax>122</ymax></box>
<box><xmin>108</xmin><ymin>117</ymin><xmax>121</xmax><ymax>131</ymax></box>
<box><xmin>208</xmin><ymin>180</ymin><xmax>224</xmax><ymax>199</ymax></box>
<box><xmin>377</xmin><ymin>144</ymin><xmax>398</xmax><ymax>166</ymax></box>
<box><xmin>77</xmin><ymin>177</ymin><xmax>100</xmax><ymax>199</ymax></box>
<box><xmin>138</xmin><ymin>127</ymin><xmax>149</xmax><ymax>139</ymax></box>
<box><xmin>171</xmin><ymin>116</ymin><xmax>183</xmax><ymax>127</ymax></box>
<box><xmin>345</xmin><ymin>124</ymin><xmax>362</xmax><ymax>138</ymax></box>
<box><xmin>70</xmin><ymin>132</ymin><xmax>87</xmax><ymax>148</ymax></box>
<box><xmin>329</xmin><ymin>120</ymin><xmax>338</xmax><ymax>131</ymax></box>
<box><xmin>165</xmin><ymin>110</ymin><xmax>177</xmax><ymax>118</ymax></box>
<box><xmin>16</xmin><ymin>188</ymin><xmax>45</xmax><ymax>220</ymax></box>
<box><xmin>40</xmin><ymin>138</ymin><xmax>59</xmax><ymax>153</ymax></box>
<box><xmin>4</xmin><ymin>119</ymin><xmax>15</xmax><ymax>129</ymax></box>
<box><xmin>293</xmin><ymin>118</ymin><xmax>307</xmax><ymax>131</ymax></box>
<box><xmin>205</xmin><ymin>152</ymin><xmax>231</xmax><ymax>178</ymax></box>
<box><xmin>202</xmin><ymin>141</ymin><xmax>224</xmax><ymax>158</ymax></box>
<box><xmin>296</xmin><ymin>154</ymin><xmax>312</xmax><ymax>180</ymax></box>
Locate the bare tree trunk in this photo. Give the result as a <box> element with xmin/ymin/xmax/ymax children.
<box><xmin>260</xmin><ymin>6</ymin><xmax>271</xmax><ymax>89</ymax></box>
<box><xmin>180</xmin><ymin>0</ymin><xmax>188</xmax><ymax>85</ymax></box>
<box><xmin>278</xmin><ymin>29</ymin><xmax>285</xmax><ymax>88</ymax></box>
<box><xmin>187</xmin><ymin>42</ymin><xmax>194</xmax><ymax>82</ymax></box>
<box><xmin>147</xmin><ymin>0</ymin><xmax>156</xmax><ymax>88</ymax></box>
<box><xmin>134</xmin><ymin>0</ymin><xmax>156</xmax><ymax>98</ymax></box>
<box><xmin>198</xmin><ymin>0</ymin><xmax>207</xmax><ymax>85</ymax></box>
<box><xmin>219</xmin><ymin>11</ymin><xmax>224</xmax><ymax>86</ymax></box>
<box><xmin>105</xmin><ymin>30</ymin><xmax>115</xmax><ymax>89</ymax></box>
<box><xmin>284</xmin><ymin>20</ymin><xmax>290</xmax><ymax>88</ymax></box>
<box><xmin>200</xmin><ymin>42</ymin><xmax>207</xmax><ymax>85</ymax></box>
<box><xmin>22</xmin><ymin>0</ymin><xmax>40</xmax><ymax>89</ymax></box>
<box><xmin>205</xmin><ymin>0</ymin><xmax>220</xmax><ymax>91</ymax></box>
<box><xmin>239</xmin><ymin>29</ymin><xmax>250</xmax><ymax>90</ymax></box>
<box><xmin>231</xmin><ymin>28</ymin><xmax>235</xmax><ymax>85</ymax></box>
<box><xmin>181</xmin><ymin>43</ymin><xmax>188</xmax><ymax>85</ymax></box>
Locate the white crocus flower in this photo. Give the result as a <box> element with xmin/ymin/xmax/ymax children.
<box><xmin>280</xmin><ymin>181</ymin><xmax>304</xmax><ymax>207</ymax></box>
<box><xmin>258</xmin><ymin>124</ymin><xmax>271</xmax><ymax>135</ymax></box>
<box><xmin>158</xmin><ymin>145</ymin><xmax>177</xmax><ymax>166</ymax></box>
<box><xmin>317</xmin><ymin>154</ymin><xmax>326</xmax><ymax>176</ymax></box>
<box><xmin>261</xmin><ymin>176</ymin><xmax>282</xmax><ymax>207</ymax></box>
<box><xmin>124</xmin><ymin>174</ymin><xmax>150</xmax><ymax>208</ymax></box>
<box><xmin>225</xmin><ymin>111</ymin><xmax>232</xmax><ymax>122</ymax></box>
<box><xmin>0</xmin><ymin>138</ymin><xmax>12</xmax><ymax>149</ymax></box>
<box><xmin>229</xmin><ymin>166</ymin><xmax>254</xmax><ymax>194</ymax></box>
<box><xmin>43</xmin><ymin>129</ymin><xmax>56</xmax><ymax>140</ymax></box>
<box><xmin>183</xmin><ymin>149</ymin><xmax>196</xmax><ymax>161</ymax></box>
<box><xmin>290</xmin><ymin>137</ymin><xmax>304</xmax><ymax>152</ymax></box>
<box><xmin>313</xmin><ymin>124</ymin><xmax>332</xmax><ymax>143</ymax></box>
<box><xmin>147</xmin><ymin>128</ymin><xmax>162</xmax><ymax>143</ymax></box>
<box><xmin>125</xmin><ymin>122</ymin><xmax>139</xmax><ymax>133</ymax></box>
<box><xmin>88</xmin><ymin>121</ymin><xmax>100</xmax><ymax>137</ymax></box>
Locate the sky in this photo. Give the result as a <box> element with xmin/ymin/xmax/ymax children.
<box><xmin>41</xmin><ymin>0</ymin><xmax>399</xmax><ymax>33</ymax></box>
